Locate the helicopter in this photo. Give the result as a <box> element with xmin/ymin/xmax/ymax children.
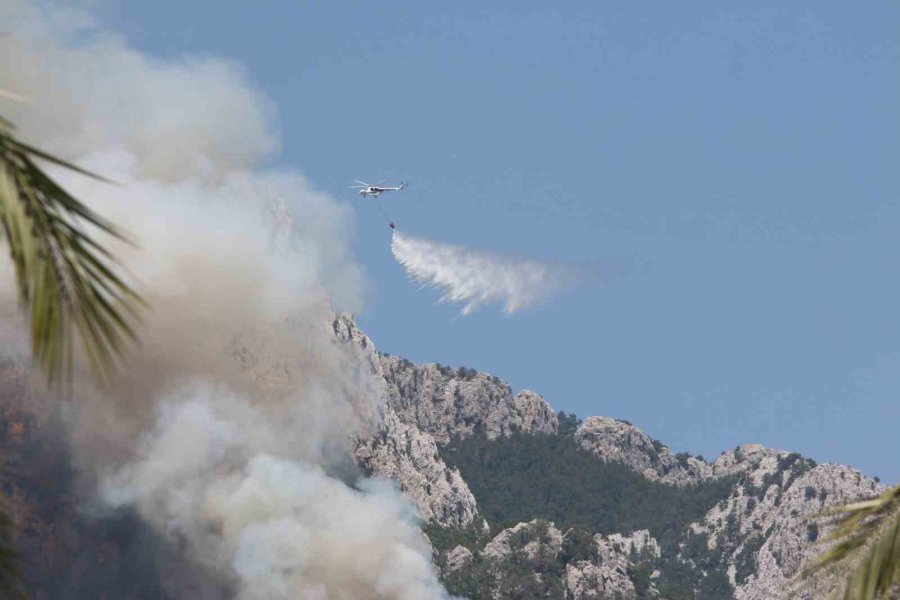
<box><xmin>349</xmin><ymin>180</ymin><xmax>405</xmax><ymax>198</ymax></box>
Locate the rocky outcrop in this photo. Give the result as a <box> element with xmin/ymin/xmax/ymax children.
<box><xmin>565</xmin><ymin>530</ymin><xmax>661</xmax><ymax>600</ymax></box>
<box><xmin>575</xmin><ymin>416</ymin><xmax>712</xmax><ymax>485</ymax></box>
<box><xmin>690</xmin><ymin>447</ymin><xmax>883</xmax><ymax>600</ymax></box>
<box><xmin>354</xmin><ymin>405</ymin><xmax>479</xmax><ymax>528</ymax></box>
<box><xmin>442</xmin><ymin>520</ymin><xmax>658</xmax><ymax>600</ymax></box>
<box><xmin>564</xmin><ymin>562</ymin><xmax>622</xmax><ymax>600</ymax></box>
<box><xmin>482</xmin><ymin>519</ymin><xmax>564</xmax><ymax>562</ymax></box>
<box><xmin>333</xmin><ymin>315</ymin><xmax>481</xmax><ymax>528</ymax></box>
<box><xmin>444</xmin><ymin>545</ymin><xmax>474</xmax><ymax>574</ymax></box>
<box><xmin>332</xmin><ymin>313</ymin><xmax>382</xmax><ymax>378</ymax></box>
<box><xmin>478</xmin><ymin>520</ymin><xmax>571</xmax><ymax>599</ymax></box>
<box><xmin>744</xmin><ymin>465</ymin><xmax>867</xmax><ymax>600</ymax></box>
<box><xmin>380</xmin><ymin>355</ymin><xmax>558</xmax><ymax>444</ymax></box>
<box><xmin>710</xmin><ymin>443</ymin><xmax>781</xmax><ymax>479</ymax></box>
<box><xmin>602</xmin><ymin>529</ymin><xmax>661</xmax><ymax>563</ymax></box>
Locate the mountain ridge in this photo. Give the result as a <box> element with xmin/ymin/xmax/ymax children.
<box><xmin>336</xmin><ymin>315</ymin><xmax>884</xmax><ymax>600</ymax></box>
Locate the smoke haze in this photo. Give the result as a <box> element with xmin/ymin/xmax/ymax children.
<box><xmin>1</xmin><ymin>1</ymin><xmax>449</xmax><ymax>598</ymax></box>
<box><xmin>391</xmin><ymin>230</ymin><xmax>584</xmax><ymax>315</ymax></box>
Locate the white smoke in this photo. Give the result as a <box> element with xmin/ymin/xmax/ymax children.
<box><xmin>99</xmin><ymin>386</ymin><xmax>443</xmax><ymax>600</ymax></box>
<box><xmin>1</xmin><ymin>1</ymin><xmax>449</xmax><ymax>598</ymax></box>
<box><xmin>392</xmin><ymin>230</ymin><xmax>584</xmax><ymax>315</ymax></box>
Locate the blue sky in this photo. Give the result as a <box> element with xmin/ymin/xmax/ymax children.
<box><xmin>101</xmin><ymin>2</ymin><xmax>899</xmax><ymax>481</ymax></box>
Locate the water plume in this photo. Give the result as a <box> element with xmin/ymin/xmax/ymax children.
<box><xmin>391</xmin><ymin>229</ymin><xmax>584</xmax><ymax>315</ymax></box>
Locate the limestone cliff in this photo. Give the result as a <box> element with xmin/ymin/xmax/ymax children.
<box><xmin>575</xmin><ymin>416</ymin><xmax>712</xmax><ymax>485</ymax></box>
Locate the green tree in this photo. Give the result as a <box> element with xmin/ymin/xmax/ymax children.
<box><xmin>802</xmin><ymin>484</ymin><xmax>900</xmax><ymax>600</ymax></box>
<box><xmin>628</xmin><ymin>561</ymin><xmax>653</xmax><ymax>600</ymax></box>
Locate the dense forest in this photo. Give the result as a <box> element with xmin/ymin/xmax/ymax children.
<box><xmin>433</xmin><ymin>420</ymin><xmax>740</xmax><ymax>599</ymax></box>
<box><xmin>441</xmin><ymin>428</ymin><xmax>735</xmax><ymax>547</ymax></box>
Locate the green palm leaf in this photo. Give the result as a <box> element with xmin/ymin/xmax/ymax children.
<box><xmin>803</xmin><ymin>484</ymin><xmax>900</xmax><ymax>600</ymax></box>
<box><xmin>0</xmin><ymin>115</ymin><xmax>144</xmax><ymax>386</ymax></box>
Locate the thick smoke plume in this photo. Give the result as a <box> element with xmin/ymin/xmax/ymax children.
<box><xmin>392</xmin><ymin>230</ymin><xmax>584</xmax><ymax>315</ymax></box>
<box><xmin>1</xmin><ymin>2</ymin><xmax>448</xmax><ymax>598</ymax></box>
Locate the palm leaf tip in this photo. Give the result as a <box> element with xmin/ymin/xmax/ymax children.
<box><xmin>801</xmin><ymin>484</ymin><xmax>900</xmax><ymax>600</ymax></box>
<box><xmin>0</xmin><ymin>119</ymin><xmax>144</xmax><ymax>386</ymax></box>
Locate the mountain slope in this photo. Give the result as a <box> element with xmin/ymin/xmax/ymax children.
<box><xmin>341</xmin><ymin>316</ymin><xmax>883</xmax><ymax>600</ymax></box>
<box><xmin>0</xmin><ymin>315</ymin><xmax>885</xmax><ymax>599</ymax></box>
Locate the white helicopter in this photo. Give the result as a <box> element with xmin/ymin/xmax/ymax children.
<box><xmin>350</xmin><ymin>180</ymin><xmax>405</xmax><ymax>198</ymax></box>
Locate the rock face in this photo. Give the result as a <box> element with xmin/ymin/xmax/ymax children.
<box><xmin>565</xmin><ymin>561</ymin><xmax>625</xmax><ymax>600</ymax></box>
<box><xmin>333</xmin><ymin>314</ymin><xmax>555</xmax><ymax>530</ymax></box>
<box><xmin>690</xmin><ymin>446</ymin><xmax>884</xmax><ymax>600</ymax></box>
<box><xmin>332</xmin><ymin>313</ymin><xmax>382</xmax><ymax>377</ymax></box>
<box><xmin>379</xmin><ymin>355</ymin><xmax>558</xmax><ymax>444</ymax></box>
<box><xmin>575</xmin><ymin>416</ymin><xmax>712</xmax><ymax>485</ymax></box>
<box><xmin>602</xmin><ymin>529</ymin><xmax>661</xmax><ymax>563</ymax></box>
<box><xmin>446</xmin><ymin>520</ymin><xmax>656</xmax><ymax>600</ymax></box>
<box><xmin>333</xmin><ymin>315</ymin><xmax>481</xmax><ymax>529</ymax></box>
<box><xmin>354</xmin><ymin>405</ymin><xmax>479</xmax><ymax>528</ymax></box>
<box><xmin>744</xmin><ymin>465</ymin><xmax>875</xmax><ymax>600</ymax></box>
<box><xmin>444</xmin><ymin>545</ymin><xmax>474</xmax><ymax>574</ymax></box>
<box><xmin>566</xmin><ymin>530</ymin><xmax>661</xmax><ymax>600</ymax></box>
<box><xmin>710</xmin><ymin>443</ymin><xmax>781</xmax><ymax>478</ymax></box>
<box><xmin>482</xmin><ymin>519</ymin><xmax>565</xmax><ymax>562</ymax></box>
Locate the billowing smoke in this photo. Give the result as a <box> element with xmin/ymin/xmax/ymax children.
<box><xmin>1</xmin><ymin>1</ymin><xmax>449</xmax><ymax>598</ymax></box>
<box><xmin>392</xmin><ymin>230</ymin><xmax>584</xmax><ymax>315</ymax></box>
<box><xmin>99</xmin><ymin>387</ymin><xmax>441</xmax><ymax>600</ymax></box>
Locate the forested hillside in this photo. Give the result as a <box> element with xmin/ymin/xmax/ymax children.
<box><xmin>434</xmin><ymin>424</ymin><xmax>737</xmax><ymax>599</ymax></box>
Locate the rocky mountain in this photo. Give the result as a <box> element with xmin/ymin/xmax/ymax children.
<box><xmin>691</xmin><ymin>447</ymin><xmax>881</xmax><ymax>600</ymax></box>
<box><xmin>0</xmin><ymin>315</ymin><xmax>886</xmax><ymax>599</ymax></box>
<box><xmin>336</xmin><ymin>315</ymin><xmax>883</xmax><ymax>600</ymax></box>
<box><xmin>378</xmin><ymin>353</ymin><xmax>558</xmax><ymax>444</ymax></box>
<box><xmin>575</xmin><ymin>416</ymin><xmax>711</xmax><ymax>486</ymax></box>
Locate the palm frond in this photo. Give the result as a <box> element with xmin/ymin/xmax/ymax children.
<box><xmin>7</xmin><ymin>137</ymin><xmax>112</xmax><ymax>184</ymax></box>
<box><xmin>802</xmin><ymin>484</ymin><xmax>900</xmax><ymax>600</ymax></box>
<box><xmin>0</xmin><ymin>115</ymin><xmax>144</xmax><ymax>386</ymax></box>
